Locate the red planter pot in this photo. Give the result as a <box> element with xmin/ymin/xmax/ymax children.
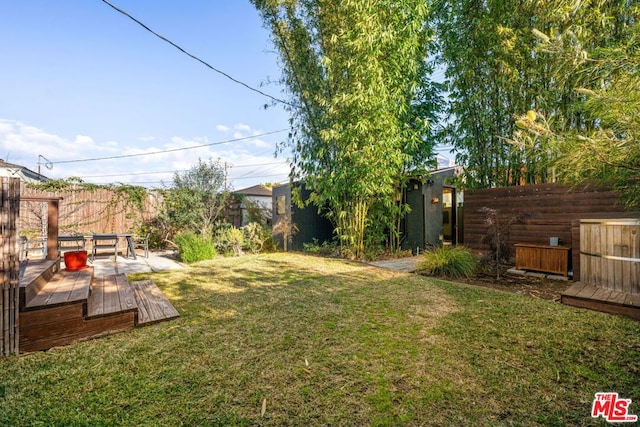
<box><xmin>64</xmin><ymin>250</ymin><xmax>89</xmax><ymax>271</ymax></box>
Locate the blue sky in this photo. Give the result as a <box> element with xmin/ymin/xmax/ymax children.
<box><xmin>0</xmin><ymin>1</ymin><xmax>291</xmax><ymax>189</ymax></box>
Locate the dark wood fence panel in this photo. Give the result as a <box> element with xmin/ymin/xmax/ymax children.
<box><xmin>1</xmin><ymin>178</ymin><xmax>20</xmax><ymax>355</ymax></box>
<box><xmin>463</xmin><ymin>183</ymin><xmax>640</xmax><ymax>280</ymax></box>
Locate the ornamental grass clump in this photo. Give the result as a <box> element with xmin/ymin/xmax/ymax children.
<box><xmin>417</xmin><ymin>245</ymin><xmax>478</xmax><ymax>279</ymax></box>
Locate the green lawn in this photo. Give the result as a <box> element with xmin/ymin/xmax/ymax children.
<box><xmin>1</xmin><ymin>253</ymin><xmax>638</xmax><ymax>426</ymax></box>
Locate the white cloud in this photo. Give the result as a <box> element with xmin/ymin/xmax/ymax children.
<box><xmin>0</xmin><ymin>118</ymin><xmax>289</xmax><ymax>188</ymax></box>
<box><xmin>249</xmin><ymin>138</ymin><xmax>269</xmax><ymax>148</ymax></box>
<box><xmin>216</xmin><ymin>125</ymin><xmax>229</xmax><ymax>132</ymax></box>
<box><xmin>74</xmin><ymin>134</ymin><xmax>95</xmax><ymax>145</ymax></box>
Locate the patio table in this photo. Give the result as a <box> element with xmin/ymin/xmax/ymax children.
<box><xmin>118</xmin><ymin>234</ymin><xmax>136</xmax><ymax>260</ymax></box>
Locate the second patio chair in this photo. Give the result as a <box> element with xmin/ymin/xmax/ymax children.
<box><xmin>91</xmin><ymin>234</ymin><xmax>119</xmax><ymax>262</ymax></box>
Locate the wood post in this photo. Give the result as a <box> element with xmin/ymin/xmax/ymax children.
<box><xmin>1</xmin><ymin>177</ymin><xmax>20</xmax><ymax>356</ymax></box>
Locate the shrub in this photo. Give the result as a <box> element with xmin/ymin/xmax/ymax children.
<box><xmin>175</xmin><ymin>232</ymin><xmax>216</xmax><ymax>263</ymax></box>
<box><xmin>416</xmin><ymin>246</ymin><xmax>478</xmax><ymax>279</ymax></box>
<box><xmin>303</xmin><ymin>239</ymin><xmax>339</xmax><ymax>256</ymax></box>
<box><xmin>214</xmin><ymin>224</ymin><xmax>245</xmax><ymax>256</ymax></box>
<box><xmin>242</xmin><ymin>222</ymin><xmax>269</xmax><ymax>254</ymax></box>
<box><xmin>479</xmin><ymin>207</ymin><xmax>535</xmax><ymax>279</ymax></box>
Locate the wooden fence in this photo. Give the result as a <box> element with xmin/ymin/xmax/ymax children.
<box><xmin>463</xmin><ymin>183</ymin><xmax>640</xmax><ymax>280</ymax></box>
<box><xmin>1</xmin><ymin>178</ymin><xmax>20</xmax><ymax>355</ymax></box>
<box><xmin>19</xmin><ymin>183</ymin><xmax>163</xmax><ymax>237</ymax></box>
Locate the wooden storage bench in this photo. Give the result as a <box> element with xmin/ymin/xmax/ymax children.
<box><xmin>515</xmin><ymin>244</ymin><xmax>571</xmax><ymax>277</ymax></box>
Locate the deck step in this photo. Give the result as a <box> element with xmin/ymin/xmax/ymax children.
<box><xmin>19</xmin><ymin>260</ymin><xmax>59</xmax><ymax>309</ymax></box>
<box><xmin>88</xmin><ymin>274</ymin><xmax>137</xmax><ymax>318</ymax></box>
<box><xmin>18</xmin><ymin>271</ymin><xmax>179</xmax><ymax>352</ymax></box>
<box><xmin>131</xmin><ymin>280</ymin><xmax>180</xmax><ymax>325</ymax></box>
<box><xmin>24</xmin><ymin>268</ymin><xmax>93</xmax><ymax>310</ymax></box>
<box><xmin>561</xmin><ymin>282</ymin><xmax>640</xmax><ymax>320</ymax></box>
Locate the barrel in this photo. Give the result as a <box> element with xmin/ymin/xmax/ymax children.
<box><xmin>580</xmin><ymin>219</ymin><xmax>640</xmax><ymax>294</ymax></box>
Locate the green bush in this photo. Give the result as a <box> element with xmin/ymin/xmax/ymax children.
<box><xmin>416</xmin><ymin>246</ymin><xmax>478</xmax><ymax>279</ymax></box>
<box><xmin>242</xmin><ymin>222</ymin><xmax>269</xmax><ymax>254</ymax></box>
<box><xmin>214</xmin><ymin>224</ymin><xmax>245</xmax><ymax>256</ymax></box>
<box><xmin>303</xmin><ymin>239</ymin><xmax>339</xmax><ymax>256</ymax></box>
<box><xmin>175</xmin><ymin>232</ymin><xmax>216</xmax><ymax>263</ymax></box>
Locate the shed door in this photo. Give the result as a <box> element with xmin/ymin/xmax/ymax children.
<box><xmin>442</xmin><ymin>187</ymin><xmax>457</xmax><ymax>245</ymax></box>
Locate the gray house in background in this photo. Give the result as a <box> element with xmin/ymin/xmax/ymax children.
<box><xmin>272</xmin><ymin>166</ymin><xmax>463</xmax><ymax>252</ymax></box>
<box><xmin>401</xmin><ymin>166</ymin><xmax>463</xmax><ymax>253</ymax></box>
<box><xmin>272</xmin><ymin>183</ymin><xmax>333</xmax><ymax>251</ymax></box>
<box><xmin>0</xmin><ymin>159</ymin><xmax>49</xmax><ymax>183</ymax></box>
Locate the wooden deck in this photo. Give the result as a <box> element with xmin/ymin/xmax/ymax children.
<box><xmin>25</xmin><ymin>269</ymin><xmax>92</xmax><ymax>309</ymax></box>
<box><xmin>561</xmin><ymin>282</ymin><xmax>640</xmax><ymax>320</ymax></box>
<box><xmin>131</xmin><ymin>280</ymin><xmax>180</xmax><ymax>325</ymax></box>
<box><xmin>18</xmin><ymin>262</ymin><xmax>179</xmax><ymax>353</ymax></box>
<box><xmin>88</xmin><ymin>274</ymin><xmax>137</xmax><ymax>318</ymax></box>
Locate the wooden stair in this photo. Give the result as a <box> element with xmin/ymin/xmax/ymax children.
<box><xmin>18</xmin><ymin>261</ymin><xmax>179</xmax><ymax>353</ymax></box>
<box><xmin>561</xmin><ymin>282</ymin><xmax>640</xmax><ymax>320</ymax></box>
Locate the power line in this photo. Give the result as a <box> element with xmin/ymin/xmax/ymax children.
<box><xmin>51</xmin><ymin>129</ymin><xmax>288</xmax><ymax>165</ymax></box>
<box><xmin>100</xmin><ymin>0</ymin><xmax>290</xmax><ymax>106</ymax></box>
<box><xmin>89</xmin><ymin>172</ymin><xmax>289</xmax><ymax>186</ymax></box>
<box><xmin>79</xmin><ymin>161</ymin><xmax>286</xmax><ymax>179</ymax></box>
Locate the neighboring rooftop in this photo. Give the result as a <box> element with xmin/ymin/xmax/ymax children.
<box><xmin>234</xmin><ymin>184</ymin><xmax>272</xmax><ymax>197</ymax></box>
<box><xmin>0</xmin><ymin>159</ymin><xmax>49</xmax><ymax>183</ymax></box>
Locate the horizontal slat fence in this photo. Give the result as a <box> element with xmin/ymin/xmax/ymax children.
<box><xmin>463</xmin><ymin>183</ymin><xmax>640</xmax><ymax>280</ymax></box>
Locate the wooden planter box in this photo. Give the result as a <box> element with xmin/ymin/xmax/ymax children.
<box><xmin>515</xmin><ymin>244</ymin><xmax>571</xmax><ymax>277</ymax></box>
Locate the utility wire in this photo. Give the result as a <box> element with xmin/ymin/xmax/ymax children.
<box><xmin>51</xmin><ymin>129</ymin><xmax>288</xmax><ymax>164</ymax></box>
<box><xmin>79</xmin><ymin>161</ymin><xmax>286</xmax><ymax>179</ymax></box>
<box><xmin>100</xmin><ymin>0</ymin><xmax>290</xmax><ymax>106</ymax></box>
<box><xmin>91</xmin><ymin>172</ymin><xmax>288</xmax><ymax>186</ymax></box>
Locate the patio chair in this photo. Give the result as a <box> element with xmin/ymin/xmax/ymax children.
<box><xmin>129</xmin><ymin>233</ymin><xmax>150</xmax><ymax>258</ymax></box>
<box><xmin>57</xmin><ymin>234</ymin><xmax>86</xmax><ymax>255</ymax></box>
<box><xmin>91</xmin><ymin>234</ymin><xmax>119</xmax><ymax>262</ymax></box>
<box><xmin>20</xmin><ymin>235</ymin><xmax>47</xmax><ymax>260</ymax></box>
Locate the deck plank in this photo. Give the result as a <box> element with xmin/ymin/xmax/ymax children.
<box><xmin>560</xmin><ymin>282</ymin><xmax>587</xmax><ymax>298</ymax></box>
<box><xmin>131</xmin><ymin>280</ymin><xmax>179</xmax><ymax>325</ymax></box>
<box><xmin>26</xmin><ymin>269</ymin><xmax>91</xmax><ymax>309</ymax></box>
<box><xmin>574</xmin><ymin>284</ymin><xmax>599</xmax><ymax>299</ymax></box>
<box><xmin>87</xmin><ymin>276</ymin><xmax>105</xmax><ymax>316</ymax></box>
<box><xmin>562</xmin><ymin>281</ymin><xmax>640</xmax><ymax>320</ymax></box>
<box><xmin>115</xmin><ymin>274</ymin><xmax>137</xmax><ymax>311</ymax></box>
<box><xmin>606</xmin><ymin>289</ymin><xmax>628</xmax><ymax>305</ymax></box>
<box><xmin>88</xmin><ymin>274</ymin><xmax>137</xmax><ymax>318</ymax></box>
<box><xmin>590</xmin><ymin>287</ymin><xmax>613</xmax><ymax>302</ymax></box>
<box><xmin>102</xmin><ymin>275</ymin><xmax>121</xmax><ymax>314</ymax></box>
<box><xmin>623</xmin><ymin>293</ymin><xmax>640</xmax><ymax>307</ymax></box>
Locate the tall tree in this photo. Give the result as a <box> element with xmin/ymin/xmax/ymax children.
<box><xmin>435</xmin><ymin>0</ymin><xmax>636</xmax><ymax>189</ymax></box>
<box><xmin>514</xmin><ymin>3</ymin><xmax>640</xmax><ymax>206</ymax></box>
<box><xmin>162</xmin><ymin>158</ymin><xmax>229</xmax><ymax>238</ymax></box>
<box><xmin>251</xmin><ymin>0</ymin><xmax>438</xmax><ymax>258</ymax></box>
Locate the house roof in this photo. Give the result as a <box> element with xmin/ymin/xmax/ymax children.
<box><xmin>0</xmin><ymin>159</ymin><xmax>49</xmax><ymax>182</ymax></box>
<box><xmin>0</xmin><ymin>159</ymin><xmax>27</xmax><ymax>169</ymax></box>
<box><xmin>234</xmin><ymin>184</ymin><xmax>273</xmax><ymax>197</ymax></box>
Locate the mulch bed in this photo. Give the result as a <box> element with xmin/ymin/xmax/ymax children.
<box><xmin>454</xmin><ymin>270</ymin><xmax>571</xmax><ymax>302</ymax></box>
